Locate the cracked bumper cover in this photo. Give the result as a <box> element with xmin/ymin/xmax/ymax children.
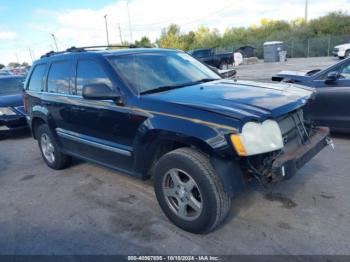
<box><xmin>271</xmin><ymin>127</ymin><xmax>330</xmax><ymax>181</ymax></box>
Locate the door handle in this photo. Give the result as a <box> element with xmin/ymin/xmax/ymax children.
<box><xmin>42</xmin><ymin>101</ymin><xmax>52</xmax><ymax>106</ymax></box>
<box><xmin>71</xmin><ymin>106</ymin><xmax>86</xmax><ymax>112</ymax></box>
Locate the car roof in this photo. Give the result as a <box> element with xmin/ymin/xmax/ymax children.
<box><xmin>34</xmin><ymin>47</ymin><xmax>181</xmax><ymax>64</ymax></box>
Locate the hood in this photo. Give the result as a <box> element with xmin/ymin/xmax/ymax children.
<box><xmin>146</xmin><ymin>80</ymin><xmax>313</xmax><ymax>122</ymax></box>
<box><xmin>272</xmin><ymin>69</ymin><xmax>321</xmax><ymax>82</ymax></box>
<box><xmin>0</xmin><ymin>93</ymin><xmax>23</xmax><ymax>107</ymax></box>
<box><xmin>335</xmin><ymin>43</ymin><xmax>350</xmax><ymax>49</ymax></box>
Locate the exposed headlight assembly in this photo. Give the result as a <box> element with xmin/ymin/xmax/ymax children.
<box><xmin>0</xmin><ymin>107</ymin><xmax>16</xmax><ymax>116</ymax></box>
<box><xmin>230</xmin><ymin>119</ymin><xmax>284</xmax><ymax>156</ymax></box>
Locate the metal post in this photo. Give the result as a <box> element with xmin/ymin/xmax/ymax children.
<box><xmin>291</xmin><ymin>41</ymin><xmax>294</xmax><ymax>58</ymax></box>
<box><xmin>307</xmin><ymin>39</ymin><xmax>310</xmax><ymax>57</ymax></box>
<box><xmin>305</xmin><ymin>0</ymin><xmax>308</xmax><ymax>23</ymax></box>
<box><xmin>51</xmin><ymin>34</ymin><xmax>59</xmax><ymax>51</ymax></box>
<box><xmin>327</xmin><ymin>35</ymin><xmax>331</xmax><ymax>57</ymax></box>
<box><xmin>118</xmin><ymin>23</ymin><xmax>123</xmax><ymax>44</ymax></box>
<box><xmin>104</xmin><ymin>15</ymin><xmax>110</xmax><ymax>46</ymax></box>
<box><xmin>28</xmin><ymin>47</ymin><xmax>34</xmax><ymax>62</ymax></box>
<box><xmin>15</xmin><ymin>53</ymin><xmax>19</xmax><ymax>64</ymax></box>
<box><xmin>127</xmin><ymin>2</ymin><xmax>133</xmax><ymax>43</ymax></box>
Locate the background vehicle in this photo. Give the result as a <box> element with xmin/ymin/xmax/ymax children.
<box><xmin>0</xmin><ymin>75</ymin><xmax>27</xmax><ymax>139</ymax></box>
<box><xmin>272</xmin><ymin>57</ymin><xmax>350</xmax><ymax>133</ymax></box>
<box><xmin>333</xmin><ymin>43</ymin><xmax>350</xmax><ymax>59</ymax></box>
<box><xmin>187</xmin><ymin>48</ymin><xmax>234</xmax><ymax>69</ymax></box>
<box><xmin>24</xmin><ymin>46</ymin><xmax>329</xmax><ymax>234</ymax></box>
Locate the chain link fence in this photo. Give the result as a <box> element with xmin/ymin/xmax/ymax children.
<box><xmin>216</xmin><ymin>35</ymin><xmax>350</xmax><ymax>59</ymax></box>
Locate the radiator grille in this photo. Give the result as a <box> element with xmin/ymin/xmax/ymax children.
<box><xmin>277</xmin><ymin>109</ymin><xmax>310</xmax><ymax>153</ymax></box>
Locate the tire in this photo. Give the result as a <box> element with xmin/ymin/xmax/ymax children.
<box><xmin>345</xmin><ymin>50</ymin><xmax>350</xmax><ymax>58</ymax></box>
<box><xmin>219</xmin><ymin>61</ymin><xmax>229</xmax><ymax>70</ymax></box>
<box><xmin>153</xmin><ymin>147</ymin><xmax>231</xmax><ymax>234</ymax></box>
<box><xmin>36</xmin><ymin>124</ymin><xmax>71</xmax><ymax>170</ymax></box>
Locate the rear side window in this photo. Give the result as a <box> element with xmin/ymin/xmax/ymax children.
<box><xmin>47</xmin><ymin>61</ymin><xmax>72</xmax><ymax>94</ymax></box>
<box><xmin>28</xmin><ymin>64</ymin><xmax>47</xmax><ymax>92</ymax></box>
<box><xmin>193</xmin><ymin>50</ymin><xmax>210</xmax><ymax>58</ymax></box>
<box><xmin>76</xmin><ymin>60</ymin><xmax>112</xmax><ymax>95</ymax></box>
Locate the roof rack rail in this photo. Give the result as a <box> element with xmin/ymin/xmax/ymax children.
<box><xmin>41</xmin><ymin>44</ymin><xmax>138</xmax><ymax>58</ymax></box>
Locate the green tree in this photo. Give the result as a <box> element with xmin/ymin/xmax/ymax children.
<box><xmin>157</xmin><ymin>24</ymin><xmax>186</xmax><ymax>50</ymax></box>
<box><xmin>134</xmin><ymin>36</ymin><xmax>155</xmax><ymax>47</ymax></box>
<box><xmin>0</xmin><ymin>64</ymin><xmax>4</xmax><ymax>69</ymax></box>
<box><xmin>8</xmin><ymin>62</ymin><xmax>20</xmax><ymax>68</ymax></box>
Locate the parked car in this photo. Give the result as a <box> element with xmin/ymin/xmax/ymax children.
<box><xmin>272</xmin><ymin>57</ymin><xmax>350</xmax><ymax>133</ymax></box>
<box><xmin>0</xmin><ymin>75</ymin><xmax>27</xmax><ymax>139</ymax></box>
<box><xmin>332</xmin><ymin>43</ymin><xmax>350</xmax><ymax>59</ymax></box>
<box><xmin>187</xmin><ymin>48</ymin><xmax>234</xmax><ymax>69</ymax></box>
<box><xmin>24</xmin><ymin>47</ymin><xmax>330</xmax><ymax>233</ymax></box>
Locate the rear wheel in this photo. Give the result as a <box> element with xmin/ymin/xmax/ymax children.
<box><xmin>153</xmin><ymin>147</ymin><xmax>231</xmax><ymax>234</ymax></box>
<box><xmin>36</xmin><ymin>124</ymin><xmax>71</xmax><ymax>170</ymax></box>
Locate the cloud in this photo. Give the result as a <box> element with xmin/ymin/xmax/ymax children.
<box><xmin>32</xmin><ymin>0</ymin><xmax>350</xmax><ymax>50</ymax></box>
<box><xmin>0</xmin><ymin>30</ymin><xmax>16</xmax><ymax>40</ymax></box>
<box><xmin>1</xmin><ymin>0</ymin><xmax>349</xmax><ymax>64</ymax></box>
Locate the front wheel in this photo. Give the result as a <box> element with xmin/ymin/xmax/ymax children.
<box><xmin>345</xmin><ymin>50</ymin><xmax>350</xmax><ymax>58</ymax></box>
<box><xmin>153</xmin><ymin>147</ymin><xmax>231</xmax><ymax>234</ymax></box>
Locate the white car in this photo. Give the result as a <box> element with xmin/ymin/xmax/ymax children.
<box><xmin>333</xmin><ymin>43</ymin><xmax>350</xmax><ymax>59</ymax></box>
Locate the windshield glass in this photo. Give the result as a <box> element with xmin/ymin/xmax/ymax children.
<box><xmin>0</xmin><ymin>77</ymin><xmax>24</xmax><ymax>95</ymax></box>
<box><xmin>109</xmin><ymin>51</ymin><xmax>220</xmax><ymax>94</ymax></box>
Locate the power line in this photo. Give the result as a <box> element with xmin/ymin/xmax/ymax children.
<box><xmin>180</xmin><ymin>0</ymin><xmax>242</xmax><ymax>27</ymax></box>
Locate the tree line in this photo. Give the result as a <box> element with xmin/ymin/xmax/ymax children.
<box><xmin>135</xmin><ymin>11</ymin><xmax>350</xmax><ymax>58</ymax></box>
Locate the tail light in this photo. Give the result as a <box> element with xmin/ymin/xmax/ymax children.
<box><xmin>23</xmin><ymin>93</ymin><xmax>28</xmax><ymax>113</ymax></box>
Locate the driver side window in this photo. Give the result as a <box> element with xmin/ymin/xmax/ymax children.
<box><xmin>75</xmin><ymin>60</ymin><xmax>112</xmax><ymax>96</ymax></box>
<box><xmin>339</xmin><ymin>62</ymin><xmax>350</xmax><ymax>79</ymax></box>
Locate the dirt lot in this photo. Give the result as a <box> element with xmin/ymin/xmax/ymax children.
<box><xmin>1</xmin><ymin>57</ymin><xmax>350</xmax><ymax>255</ymax></box>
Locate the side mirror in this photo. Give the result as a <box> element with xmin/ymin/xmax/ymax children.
<box><xmin>218</xmin><ymin>68</ymin><xmax>237</xmax><ymax>79</ymax></box>
<box><xmin>325</xmin><ymin>71</ymin><xmax>339</xmax><ymax>84</ymax></box>
<box><xmin>82</xmin><ymin>83</ymin><xmax>120</xmax><ymax>100</ymax></box>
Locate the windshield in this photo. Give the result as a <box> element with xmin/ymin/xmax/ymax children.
<box><xmin>0</xmin><ymin>77</ymin><xmax>24</xmax><ymax>95</ymax></box>
<box><xmin>109</xmin><ymin>51</ymin><xmax>220</xmax><ymax>95</ymax></box>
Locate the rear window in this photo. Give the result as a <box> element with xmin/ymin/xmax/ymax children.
<box><xmin>27</xmin><ymin>64</ymin><xmax>47</xmax><ymax>92</ymax></box>
<box><xmin>0</xmin><ymin>77</ymin><xmax>24</xmax><ymax>95</ymax></box>
<box><xmin>47</xmin><ymin>61</ymin><xmax>72</xmax><ymax>94</ymax></box>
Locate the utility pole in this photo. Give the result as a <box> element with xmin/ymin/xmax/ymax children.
<box><xmin>127</xmin><ymin>2</ymin><xmax>133</xmax><ymax>43</ymax></box>
<box><xmin>304</xmin><ymin>0</ymin><xmax>308</xmax><ymax>23</ymax></box>
<box><xmin>51</xmin><ymin>34</ymin><xmax>59</xmax><ymax>51</ymax></box>
<box><xmin>118</xmin><ymin>23</ymin><xmax>123</xmax><ymax>44</ymax></box>
<box><xmin>28</xmin><ymin>47</ymin><xmax>34</xmax><ymax>62</ymax></box>
<box><xmin>104</xmin><ymin>14</ymin><xmax>110</xmax><ymax>46</ymax></box>
<box><xmin>15</xmin><ymin>53</ymin><xmax>19</xmax><ymax>64</ymax></box>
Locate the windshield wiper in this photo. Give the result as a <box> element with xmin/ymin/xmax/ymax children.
<box><xmin>140</xmin><ymin>78</ymin><xmax>219</xmax><ymax>95</ymax></box>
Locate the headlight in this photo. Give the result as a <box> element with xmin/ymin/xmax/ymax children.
<box><xmin>230</xmin><ymin>119</ymin><xmax>283</xmax><ymax>156</ymax></box>
<box><xmin>0</xmin><ymin>107</ymin><xmax>16</xmax><ymax>116</ymax></box>
<box><xmin>339</xmin><ymin>47</ymin><xmax>345</xmax><ymax>51</ymax></box>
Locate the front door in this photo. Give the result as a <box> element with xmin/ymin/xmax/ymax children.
<box><xmin>310</xmin><ymin>60</ymin><xmax>350</xmax><ymax>131</ymax></box>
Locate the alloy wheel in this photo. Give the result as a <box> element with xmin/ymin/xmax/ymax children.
<box><xmin>162</xmin><ymin>168</ymin><xmax>203</xmax><ymax>221</ymax></box>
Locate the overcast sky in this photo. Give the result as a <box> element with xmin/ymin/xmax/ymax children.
<box><xmin>0</xmin><ymin>0</ymin><xmax>349</xmax><ymax>65</ymax></box>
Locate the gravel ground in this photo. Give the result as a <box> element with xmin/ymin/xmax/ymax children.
<box><xmin>0</xmin><ymin>56</ymin><xmax>349</xmax><ymax>256</ymax></box>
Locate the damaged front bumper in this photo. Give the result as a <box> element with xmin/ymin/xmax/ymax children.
<box><xmin>271</xmin><ymin>127</ymin><xmax>330</xmax><ymax>181</ymax></box>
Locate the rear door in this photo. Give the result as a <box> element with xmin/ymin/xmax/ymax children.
<box><xmin>311</xmin><ymin>60</ymin><xmax>350</xmax><ymax>131</ymax></box>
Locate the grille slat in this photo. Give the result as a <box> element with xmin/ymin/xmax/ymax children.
<box><xmin>277</xmin><ymin>110</ymin><xmax>308</xmax><ymax>153</ymax></box>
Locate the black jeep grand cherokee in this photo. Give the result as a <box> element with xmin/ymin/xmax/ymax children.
<box><xmin>24</xmin><ymin>46</ymin><xmax>330</xmax><ymax>233</ymax></box>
